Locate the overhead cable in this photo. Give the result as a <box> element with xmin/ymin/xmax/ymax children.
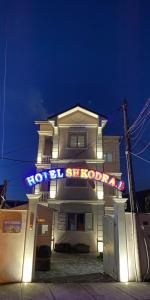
<box><xmin>130</xmin><ymin>152</ymin><xmax>150</xmax><ymax>165</ymax></box>
<box><xmin>135</xmin><ymin>141</ymin><xmax>150</xmax><ymax>155</ymax></box>
<box><xmin>128</xmin><ymin>98</ymin><xmax>150</xmax><ymax>133</ymax></box>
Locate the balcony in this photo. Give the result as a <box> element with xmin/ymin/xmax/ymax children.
<box><xmin>41</xmin><ymin>155</ymin><xmax>51</xmax><ymax>164</ymax></box>
<box><xmin>40</xmin><ymin>191</ymin><xmax>49</xmax><ymax>202</ymax></box>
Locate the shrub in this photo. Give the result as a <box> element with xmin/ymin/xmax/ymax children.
<box><xmin>55</xmin><ymin>243</ymin><xmax>71</xmax><ymax>253</ymax></box>
<box><xmin>73</xmin><ymin>243</ymin><xmax>90</xmax><ymax>253</ymax></box>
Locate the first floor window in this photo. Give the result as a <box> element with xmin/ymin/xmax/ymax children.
<box><xmin>67</xmin><ymin>213</ymin><xmax>93</xmax><ymax>231</ymax></box>
<box><xmin>67</xmin><ymin>213</ymin><xmax>76</xmax><ymax>231</ymax></box>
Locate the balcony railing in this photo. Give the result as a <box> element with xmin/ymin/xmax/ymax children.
<box><xmin>40</xmin><ymin>191</ymin><xmax>49</xmax><ymax>202</ymax></box>
<box><xmin>41</xmin><ymin>155</ymin><xmax>51</xmax><ymax>164</ymax></box>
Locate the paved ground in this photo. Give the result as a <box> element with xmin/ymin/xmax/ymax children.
<box><xmin>35</xmin><ymin>252</ymin><xmax>112</xmax><ymax>283</ymax></box>
<box><xmin>0</xmin><ymin>282</ymin><xmax>150</xmax><ymax>300</ymax></box>
<box><xmin>1</xmin><ymin>253</ymin><xmax>150</xmax><ymax>299</ymax></box>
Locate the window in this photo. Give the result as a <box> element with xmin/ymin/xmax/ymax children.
<box><xmin>67</xmin><ymin>213</ymin><xmax>76</xmax><ymax>231</ymax></box>
<box><xmin>68</xmin><ymin>132</ymin><xmax>87</xmax><ymax>148</ymax></box>
<box><xmin>67</xmin><ymin>213</ymin><xmax>85</xmax><ymax>231</ymax></box>
<box><xmin>67</xmin><ymin>213</ymin><xmax>93</xmax><ymax>231</ymax></box>
<box><xmin>43</xmin><ymin>136</ymin><xmax>53</xmax><ymax>156</ymax></box>
<box><xmin>104</xmin><ymin>152</ymin><xmax>113</xmax><ymax>162</ymax></box>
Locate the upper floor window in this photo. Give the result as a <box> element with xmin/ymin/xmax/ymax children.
<box><xmin>104</xmin><ymin>152</ymin><xmax>113</xmax><ymax>162</ymax></box>
<box><xmin>68</xmin><ymin>132</ymin><xmax>87</xmax><ymax>148</ymax></box>
<box><xmin>43</xmin><ymin>136</ymin><xmax>53</xmax><ymax>156</ymax></box>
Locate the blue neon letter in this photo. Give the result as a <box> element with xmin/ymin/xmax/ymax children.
<box><xmin>26</xmin><ymin>176</ymin><xmax>36</xmax><ymax>187</ymax></box>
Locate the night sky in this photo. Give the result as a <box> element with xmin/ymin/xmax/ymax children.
<box><xmin>0</xmin><ymin>0</ymin><xmax>149</xmax><ymax>201</ymax></box>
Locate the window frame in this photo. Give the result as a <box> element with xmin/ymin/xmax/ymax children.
<box><xmin>67</xmin><ymin>131</ymin><xmax>87</xmax><ymax>149</ymax></box>
<box><xmin>67</xmin><ymin>213</ymin><xmax>93</xmax><ymax>231</ymax></box>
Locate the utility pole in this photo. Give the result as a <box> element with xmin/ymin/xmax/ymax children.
<box><xmin>122</xmin><ymin>99</ymin><xmax>137</xmax><ymax>213</ymax></box>
<box><xmin>122</xmin><ymin>99</ymin><xmax>141</xmax><ymax>282</ymax></box>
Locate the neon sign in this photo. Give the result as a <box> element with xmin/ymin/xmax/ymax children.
<box><xmin>25</xmin><ymin>168</ymin><xmax>125</xmax><ymax>191</ymax></box>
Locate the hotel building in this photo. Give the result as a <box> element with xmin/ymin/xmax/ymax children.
<box><xmin>34</xmin><ymin>105</ymin><xmax>122</xmax><ymax>252</ymax></box>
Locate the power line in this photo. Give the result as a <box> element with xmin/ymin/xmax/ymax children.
<box><xmin>0</xmin><ymin>156</ymin><xmax>35</xmax><ymax>163</ymax></box>
<box><xmin>130</xmin><ymin>152</ymin><xmax>150</xmax><ymax>165</ymax></box>
<box><xmin>131</xmin><ymin>118</ymin><xmax>150</xmax><ymax>141</ymax></box>
<box><xmin>4</xmin><ymin>144</ymin><xmax>35</xmax><ymax>155</ymax></box>
<box><xmin>1</xmin><ymin>37</ymin><xmax>7</xmax><ymax>159</ymax></box>
<box><xmin>128</xmin><ymin>98</ymin><xmax>150</xmax><ymax>134</ymax></box>
<box><xmin>135</xmin><ymin>141</ymin><xmax>150</xmax><ymax>155</ymax></box>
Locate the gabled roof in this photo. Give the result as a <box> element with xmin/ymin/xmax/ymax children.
<box><xmin>48</xmin><ymin>104</ymin><xmax>107</xmax><ymax>120</ymax></box>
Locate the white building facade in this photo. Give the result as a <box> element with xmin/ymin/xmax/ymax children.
<box><xmin>34</xmin><ymin>105</ymin><xmax>122</xmax><ymax>253</ymax></box>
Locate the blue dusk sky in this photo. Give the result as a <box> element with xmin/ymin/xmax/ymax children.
<box><xmin>0</xmin><ymin>0</ymin><xmax>149</xmax><ymax>201</ymax></box>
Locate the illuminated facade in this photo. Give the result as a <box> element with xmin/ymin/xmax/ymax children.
<box><xmin>34</xmin><ymin>105</ymin><xmax>123</xmax><ymax>252</ymax></box>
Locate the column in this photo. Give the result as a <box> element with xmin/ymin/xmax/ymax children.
<box><xmin>22</xmin><ymin>194</ymin><xmax>41</xmax><ymax>283</ymax></box>
<box><xmin>113</xmin><ymin>197</ymin><xmax>128</xmax><ymax>282</ymax></box>
<box><xmin>37</xmin><ymin>134</ymin><xmax>45</xmax><ymax>163</ymax></box>
<box><xmin>97</xmin><ymin>182</ymin><xmax>104</xmax><ymax>200</ymax></box>
<box><xmin>97</xmin><ymin>126</ymin><xmax>103</xmax><ymax>159</ymax></box>
<box><xmin>97</xmin><ymin>200</ymin><xmax>105</xmax><ymax>253</ymax></box>
<box><xmin>52</xmin><ymin>126</ymin><xmax>58</xmax><ymax>158</ymax></box>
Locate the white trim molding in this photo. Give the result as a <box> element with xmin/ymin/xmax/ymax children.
<box><xmin>58</xmin><ymin>106</ymin><xmax>99</xmax><ymax>119</ymax></box>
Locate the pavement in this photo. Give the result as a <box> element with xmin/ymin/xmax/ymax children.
<box><xmin>35</xmin><ymin>252</ymin><xmax>111</xmax><ymax>283</ymax></box>
<box><xmin>0</xmin><ymin>282</ymin><xmax>150</xmax><ymax>300</ymax></box>
<box><xmin>0</xmin><ymin>253</ymin><xmax>150</xmax><ymax>299</ymax></box>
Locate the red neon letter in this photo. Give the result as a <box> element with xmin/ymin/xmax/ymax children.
<box><xmin>73</xmin><ymin>168</ymin><xmax>80</xmax><ymax>177</ymax></box>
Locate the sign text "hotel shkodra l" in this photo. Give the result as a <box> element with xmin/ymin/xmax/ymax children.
<box><xmin>25</xmin><ymin>168</ymin><xmax>125</xmax><ymax>191</ymax></box>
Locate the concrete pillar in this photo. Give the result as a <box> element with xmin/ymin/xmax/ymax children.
<box><xmin>37</xmin><ymin>134</ymin><xmax>45</xmax><ymax>163</ymax></box>
<box><xmin>97</xmin><ymin>200</ymin><xmax>105</xmax><ymax>253</ymax></box>
<box><xmin>22</xmin><ymin>194</ymin><xmax>41</xmax><ymax>283</ymax></box>
<box><xmin>97</xmin><ymin>127</ymin><xmax>103</xmax><ymax>159</ymax></box>
<box><xmin>113</xmin><ymin>197</ymin><xmax>128</xmax><ymax>282</ymax></box>
<box><xmin>52</xmin><ymin>126</ymin><xmax>58</xmax><ymax>158</ymax></box>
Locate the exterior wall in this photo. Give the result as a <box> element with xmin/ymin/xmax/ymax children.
<box><xmin>58</xmin><ymin>127</ymin><xmax>97</xmax><ymax>159</ymax></box>
<box><xmin>103</xmin><ymin>136</ymin><xmax>120</xmax><ymax>173</ymax></box>
<box><xmin>0</xmin><ymin>209</ymin><xmax>27</xmax><ymax>283</ymax></box>
<box><xmin>53</xmin><ymin>203</ymin><xmax>103</xmax><ymax>252</ymax></box>
<box><xmin>103</xmin><ymin>215</ymin><xmax>117</xmax><ymax>279</ymax></box>
<box><xmin>58</xmin><ymin>110</ymin><xmax>98</xmax><ymax>126</ymax></box>
<box><xmin>103</xmin><ymin>136</ymin><xmax>120</xmax><ymax>207</ymax></box>
<box><xmin>134</xmin><ymin>213</ymin><xmax>150</xmax><ymax>281</ymax></box>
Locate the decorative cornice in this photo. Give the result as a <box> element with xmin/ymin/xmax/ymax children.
<box><xmin>113</xmin><ymin>197</ymin><xmax>128</xmax><ymax>204</ymax></box>
<box><xmin>35</xmin><ymin>163</ymin><xmax>51</xmax><ymax>169</ymax></box>
<box><xmin>50</xmin><ymin>158</ymin><xmax>104</xmax><ymax>164</ymax></box>
<box><xmin>26</xmin><ymin>193</ymin><xmax>42</xmax><ymax>201</ymax></box>
<box><xmin>35</xmin><ymin>121</ymin><xmax>49</xmax><ymax>125</ymax></box>
<box><xmin>58</xmin><ymin>124</ymin><xmax>98</xmax><ymax>128</ymax></box>
<box><xmin>37</xmin><ymin>130</ymin><xmax>53</xmax><ymax>136</ymax></box>
<box><xmin>47</xmin><ymin>199</ymin><xmax>105</xmax><ymax>205</ymax></box>
<box><xmin>58</xmin><ymin>106</ymin><xmax>99</xmax><ymax>119</ymax></box>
